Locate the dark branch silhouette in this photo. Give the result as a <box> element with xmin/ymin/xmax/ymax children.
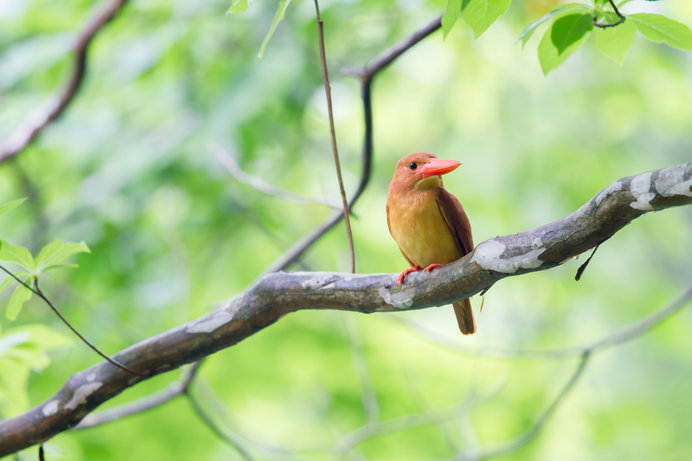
<box><xmin>0</xmin><ymin>0</ymin><xmax>128</xmax><ymax>164</ymax></box>
<box><xmin>0</xmin><ymin>162</ymin><xmax>689</xmax><ymax>456</ymax></box>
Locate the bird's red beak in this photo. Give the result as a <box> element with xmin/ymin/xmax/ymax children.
<box><xmin>419</xmin><ymin>159</ymin><xmax>461</xmax><ymax>178</ymax></box>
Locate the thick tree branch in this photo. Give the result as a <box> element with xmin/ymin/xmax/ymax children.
<box><xmin>0</xmin><ymin>163</ymin><xmax>690</xmax><ymax>456</ymax></box>
<box><xmin>0</xmin><ymin>0</ymin><xmax>128</xmax><ymax>164</ymax></box>
<box><xmin>74</xmin><ymin>361</ymin><xmax>202</xmax><ymax>429</ymax></box>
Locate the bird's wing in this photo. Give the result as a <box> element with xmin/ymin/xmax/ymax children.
<box><xmin>436</xmin><ymin>187</ymin><xmax>474</xmax><ymax>256</ymax></box>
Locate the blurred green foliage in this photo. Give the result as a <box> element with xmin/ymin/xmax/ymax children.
<box><xmin>0</xmin><ymin>0</ymin><xmax>691</xmax><ymax>460</ymax></box>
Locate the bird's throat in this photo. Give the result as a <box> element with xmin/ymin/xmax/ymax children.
<box><xmin>414</xmin><ymin>176</ymin><xmax>442</xmax><ymax>190</ymax></box>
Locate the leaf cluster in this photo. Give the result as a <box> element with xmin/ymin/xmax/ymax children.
<box><xmin>0</xmin><ymin>200</ymin><xmax>90</xmax><ymax>320</ymax></box>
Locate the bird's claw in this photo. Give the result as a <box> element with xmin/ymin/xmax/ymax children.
<box><xmin>422</xmin><ymin>264</ymin><xmax>443</xmax><ymax>273</ymax></box>
<box><xmin>396</xmin><ymin>266</ymin><xmax>422</xmax><ymax>287</ymax></box>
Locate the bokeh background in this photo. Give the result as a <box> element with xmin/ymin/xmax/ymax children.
<box><xmin>1</xmin><ymin>0</ymin><xmax>692</xmax><ymax>459</ymax></box>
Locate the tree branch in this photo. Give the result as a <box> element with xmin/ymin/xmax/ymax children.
<box><xmin>0</xmin><ymin>0</ymin><xmax>128</xmax><ymax>164</ymax></box>
<box><xmin>74</xmin><ymin>361</ymin><xmax>202</xmax><ymax>429</ymax></box>
<box><xmin>0</xmin><ymin>162</ymin><xmax>690</xmax><ymax>456</ymax></box>
<box><xmin>210</xmin><ymin>143</ymin><xmax>342</xmax><ymax>211</ymax></box>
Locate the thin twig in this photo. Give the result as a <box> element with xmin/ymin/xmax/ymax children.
<box><xmin>312</xmin><ymin>0</ymin><xmax>356</xmax><ymax>273</ymax></box>
<box><xmin>343</xmin><ymin>315</ymin><xmax>379</xmax><ymax>424</ymax></box>
<box><xmin>185</xmin><ymin>390</ymin><xmax>254</xmax><ymax>461</ymax></box>
<box><xmin>469</xmin><ymin>354</ymin><xmax>590</xmax><ymax>460</ymax></box>
<box><xmin>575</xmin><ymin>244</ymin><xmax>599</xmax><ymax>281</ymax></box>
<box><xmin>0</xmin><ymin>263</ymin><xmax>141</xmax><ymax>376</ymax></box>
<box><xmin>0</xmin><ymin>0</ymin><xmax>128</xmax><ymax>163</ymax></box>
<box><xmin>75</xmin><ymin>361</ymin><xmax>203</xmax><ymax>429</ymax></box>
<box><xmin>348</xmin><ymin>14</ymin><xmax>444</xmax><ymax>80</ymax></box>
<box><xmin>397</xmin><ymin>283</ymin><xmax>692</xmax><ymax>362</ymax></box>
<box><xmin>592</xmin><ymin>0</ymin><xmax>626</xmax><ymax>29</ymax></box>
<box><xmin>210</xmin><ymin>143</ymin><xmax>342</xmax><ymax>211</ymax></box>
<box><xmin>11</xmin><ymin>162</ymin><xmax>49</xmax><ymax>251</ymax></box>
<box><xmin>334</xmin><ymin>383</ymin><xmax>505</xmax><ymax>457</ymax></box>
<box><xmin>265</xmin><ymin>15</ymin><xmax>443</xmax><ymax>273</ymax></box>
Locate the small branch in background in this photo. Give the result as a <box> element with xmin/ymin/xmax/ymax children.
<box><xmin>76</xmin><ymin>361</ymin><xmax>202</xmax><ymax>429</ymax></box>
<box><xmin>0</xmin><ymin>264</ymin><xmax>141</xmax><ymax>376</ymax></box>
<box><xmin>468</xmin><ymin>354</ymin><xmax>590</xmax><ymax>461</ymax></box>
<box><xmin>312</xmin><ymin>0</ymin><xmax>356</xmax><ymax>273</ymax></box>
<box><xmin>184</xmin><ymin>390</ymin><xmax>254</xmax><ymax>461</ymax></box>
<box><xmin>399</xmin><ymin>283</ymin><xmax>692</xmax><ymax>362</ymax></box>
<box><xmin>343</xmin><ymin>315</ymin><xmax>379</xmax><ymax>424</ymax></box>
<box><xmin>11</xmin><ymin>162</ymin><xmax>49</xmax><ymax>251</ymax></box>
<box><xmin>0</xmin><ymin>0</ymin><xmax>129</xmax><ymax>164</ymax></box>
<box><xmin>345</xmin><ymin>14</ymin><xmax>443</xmax><ymax>80</ymax></box>
<box><xmin>334</xmin><ymin>384</ymin><xmax>503</xmax><ymax>457</ymax></box>
<box><xmin>265</xmin><ymin>15</ymin><xmax>443</xmax><ymax>273</ymax></box>
<box><xmin>210</xmin><ymin>143</ymin><xmax>342</xmax><ymax>211</ymax></box>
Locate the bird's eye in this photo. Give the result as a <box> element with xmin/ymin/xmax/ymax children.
<box><xmin>408</xmin><ymin>162</ymin><xmax>417</xmax><ymax>170</ymax></box>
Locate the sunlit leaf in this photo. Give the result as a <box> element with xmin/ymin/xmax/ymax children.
<box><xmin>258</xmin><ymin>0</ymin><xmax>292</xmax><ymax>59</ymax></box>
<box><xmin>35</xmin><ymin>240</ymin><xmax>90</xmax><ymax>273</ymax></box>
<box><xmin>629</xmin><ymin>13</ymin><xmax>692</xmax><ymax>51</ymax></box>
<box><xmin>227</xmin><ymin>0</ymin><xmax>252</xmax><ymax>14</ymax></box>
<box><xmin>0</xmin><ymin>276</ymin><xmax>13</xmax><ymax>297</ymax></box>
<box><xmin>0</xmin><ymin>199</ymin><xmax>26</xmax><ymax>218</ymax></box>
<box><xmin>461</xmin><ymin>0</ymin><xmax>511</xmax><ymax>38</ymax></box>
<box><xmin>551</xmin><ymin>13</ymin><xmax>594</xmax><ymax>54</ymax></box>
<box><xmin>517</xmin><ymin>3</ymin><xmax>592</xmax><ymax>47</ymax></box>
<box><xmin>0</xmin><ymin>240</ymin><xmax>35</xmax><ymax>272</ymax></box>
<box><xmin>595</xmin><ymin>19</ymin><xmax>636</xmax><ymax>63</ymax></box>
<box><xmin>0</xmin><ymin>325</ymin><xmax>71</xmax><ymax>415</ymax></box>
<box><xmin>538</xmin><ymin>14</ymin><xmax>593</xmax><ymax>74</ymax></box>
<box><xmin>6</xmin><ymin>282</ymin><xmax>32</xmax><ymax>320</ymax></box>
<box><xmin>442</xmin><ymin>0</ymin><xmax>462</xmax><ymax>38</ymax></box>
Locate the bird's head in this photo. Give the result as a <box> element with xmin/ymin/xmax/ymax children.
<box><xmin>390</xmin><ymin>152</ymin><xmax>461</xmax><ymax>192</ymax></box>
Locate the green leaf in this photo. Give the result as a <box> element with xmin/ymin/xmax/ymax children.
<box><xmin>0</xmin><ymin>199</ymin><xmax>26</xmax><ymax>218</ymax></box>
<box><xmin>6</xmin><ymin>283</ymin><xmax>32</xmax><ymax>320</ymax></box>
<box><xmin>595</xmin><ymin>19</ymin><xmax>636</xmax><ymax>63</ymax></box>
<box><xmin>0</xmin><ymin>240</ymin><xmax>35</xmax><ymax>272</ymax></box>
<box><xmin>461</xmin><ymin>0</ymin><xmax>511</xmax><ymax>38</ymax></box>
<box><xmin>0</xmin><ymin>325</ymin><xmax>71</xmax><ymax>415</ymax></box>
<box><xmin>258</xmin><ymin>0</ymin><xmax>292</xmax><ymax>59</ymax></box>
<box><xmin>13</xmin><ymin>325</ymin><xmax>72</xmax><ymax>350</ymax></box>
<box><xmin>551</xmin><ymin>13</ymin><xmax>594</xmax><ymax>54</ymax></box>
<box><xmin>629</xmin><ymin>13</ymin><xmax>692</xmax><ymax>51</ymax></box>
<box><xmin>35</xmin><ymin>240</ymin><xmax>90</xmax><ymax>273</ymax></box>
<box><xmin>517</xmin><ymin>3</ymin><xmax>592</xmax><ymax>47</ymax></box>
<box><xmin>442</xmin><ymin>0</ymin><xmax>463</xmax><ymax>38</ymax></box>
<box><xmin>538</xmin><ymin>14</ymin><xmax>593</xmax><ymax>74</ymax></box>
<box><xmin>0</xmin><ymin>276</ymin><xmax>13</xmax><ymax>297</ymax></box>
<box><xmin>226</xmin><ymin>0</ymin><xmax>252</xmax><ymax>14</ymax></box>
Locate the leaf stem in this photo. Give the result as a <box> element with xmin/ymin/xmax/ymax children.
<box><xmin>0</xmin><ymin>263</ymin><xmax>142</xmax><ymax>376</ymax></box>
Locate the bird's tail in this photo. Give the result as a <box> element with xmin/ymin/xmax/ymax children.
<box><xmin>453</xmin><ymin>299</ymin><xmax>476</xmax><ymax>335</ymax></box>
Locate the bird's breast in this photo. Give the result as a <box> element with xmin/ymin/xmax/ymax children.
<box><xmin>388</xmin><ymin>192</ymin><xmax>461</xmax><ymax>267</ymax></box>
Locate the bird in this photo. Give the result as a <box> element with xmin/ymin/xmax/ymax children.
<box><xmin>386</xmin><ymin>152</ymin><xmax>476</xmax><ymax>335</ymax></box>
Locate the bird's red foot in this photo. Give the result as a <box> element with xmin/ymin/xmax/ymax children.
<box><xmin>397</xmin><ymin>266</ymin><xmax>422</xmax><ymax>287</ymax></box>
<box><xmin>422</xmin><ymin>264</ymin><xmax>443</xmax><ymax>273</ymax></box>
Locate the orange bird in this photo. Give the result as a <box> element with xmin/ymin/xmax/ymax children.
<box><xmin>386</xmin><ymin>152</ymin><xmax>476</xmax><ymax>335</ymax></box>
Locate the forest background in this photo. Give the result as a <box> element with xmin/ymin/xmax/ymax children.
<box><xmin>0</xmin><ymin>0</ymin><xmax>691</xmax><ymax>459</ymax></box>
